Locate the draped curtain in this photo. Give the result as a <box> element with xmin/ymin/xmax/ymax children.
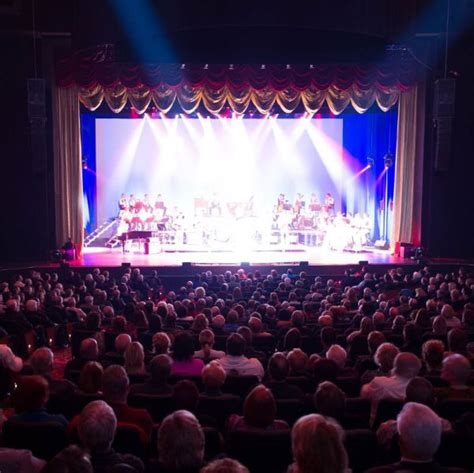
<box><xmin>52</xmin><ymin>86</ymin><xmax>84</xmax><ymax>253</ymax></box>
<box><xmin>78</xmin><ymin>82</ymin><xmax>400</xmax><ymax>115</ymax></box>
<box><xmin>390</xmin><ymin>83</ymin><xmax>425</xmax><ymax>249</ymax></box>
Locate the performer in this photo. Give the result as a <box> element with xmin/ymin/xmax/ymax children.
<box><xmin>324</xmin><ymin>192</ymin><xmax>335</xmax><ymax>210</ymax></box>
<box><xmin>294</xmin><ymin>193</ymin><xmax>304</xmax><ymax>214</ymax></box>
<box><xmin>118</xmin><ymin>193</ymin><xmax>127</xmax><ymax>211</ymax></box>
<box><xmin>209</xmin><ymin>192</ymin><xmax>222</xmax><ymax>217</ymax></box>
<box><xmin>143</xmin><ymin>193</ymin><xmax>152</xmax><ymax>212</ymax></box>
<box><xmin>154</xmin><ymin>194</ymin><xmax>166</xmax><ymax>214</ymax></box>
<box><xmin>277</xmin><ymin>193</ymin><xmax>285</xmax><ymax>212</ymax></box>
<box><xmin>128</xmin><ymin>194</ymin><xmax>136</xmax><ymax>211</ymax></box>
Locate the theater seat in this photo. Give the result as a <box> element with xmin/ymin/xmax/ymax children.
<box><xmin>2</xmin><ymin>420</ymin><xmax>67</xmax><ymax>460</ymax></box>
<box><xmin>436</xmin><ymin>399</ymin><xmax>474</xmax><ymax>421</ymax></box>
<box><xmin>128</xmin><ymin>393</ymin><xmax>174</xmax><ymax>422</ymax></box>
<box><xmin>227</xmin><ymin>430</ymin><xmax>292</xmax><ymax>473</ymax></box>
<box><xmin>197</xmin><ymin>394</ymin><xmax>241</xmax><ymax>429</ymax></box>
<box><xmin>222</xmin><ymin>375</ymin><xmax>259</xmax><ymax>398</ymax></box>
<box><xmin>113</xmin><ymin>423</ymin><xmax>147</xmax><ymax>459</ymax></box>
<box><xmin>345</xmin><ymin>397</ymin><xmax>371</xmax><ymax>426</ymax></box>
<box><xmin>373</xmin><ymin>399</ymin><xmax>404</xmax><ymax>429</ymax></box>
<box><xmin>435</xmin><ymin>430</ymin><xmax>473</xmax><ymax>470</ymax></box>
<box><xmin>344</xmin><ymin>429</ymin><xmax>378</xmax><ymax>473</ymax></box>
<box><xmin>275</xmin><ymin>399</ymin><xmax>304</xmax><ymax>426</ymax></box>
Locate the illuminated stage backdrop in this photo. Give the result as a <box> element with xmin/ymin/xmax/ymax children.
<box><xmin>81</xmin><ymin>109</ymin><xmax>396</xmax><ymax>241</ymax></box>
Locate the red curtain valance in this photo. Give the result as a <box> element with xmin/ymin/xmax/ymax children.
<box><xmin>56</xmin><ymin>47</ymin><xmax>417</xmax><ymax>92</ymax></box>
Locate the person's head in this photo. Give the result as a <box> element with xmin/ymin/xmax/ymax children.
<box><xmin>392</xmin><ymin>352</ymin><xmax>422</xmax><ymax>379</ymax></box>
<box><xmin>448</xmin><ymin>328</ymin><xmax>468</xmax><ymax>354</ymax></box>
<box><xmin>287</xmin><ymin>348</ymin><xmax>308</xmax><ymax>375</ymax></box>
<box><xmin>25</xmin><ymin>299</ymin><xmax>39</xmax><ymax>313</ymax></box>
<box><xmin>102</xmin><ymin>365</ymin><xmax>129</xmax><ymax>403</ymax></box>
<box><xmin>422</xmin><ymin>340</ymin><xmax>444</xmax><ymax>371</ymax></box>
<box><xmin>326</xmin><ymin>345</ymin><xmax>347</xmax><ymax>370</ymax></box>
<box><xmin>397</xmin><ymin>402</ymin><xmax>442</xmax><ymax>462</ymax></box>
<box><xmin>113</xmin><ymin>333</ymin><xmax>131</xmax><ymax>355</ymax></box>
<box><xmin>248</xmin><ymin>316</ymin><xmax>263</xmax><ymax>334</ymax></box>
<box><xmin>291</xmin><ymin>310</ymin><xmax>305</xmax><ymax>328</ymax></box>
<box><xmin>172</xmin><ymin>332</ymin><xmax>195</xmax><ymax>362</ymax></box>
<box><xmin>85</xmin><ymin>312</ymin><xmax>101</xmax><ymax>331</ymax></box>
<box><xmin>30</xmin><ymin>347</ymin><xmax>54</xmax><ymax>376</ymax></box>
<box><xmin>158</xmin><ymin>410</ymin><xmax>204</xmax><ymax>472</ymax></box>
<box><xmin>313</xmin><ymin>358</ymin><xmax>338</xmax><ymax>384</ymax></box>
<box><xmin>314</xmin><ymin>381</ymin><xmax>345</xmax><ymax>419</ymax></box>
<box><xmin>172</xmin><ymin>380</ymin><xmax>199</xmax><ymax>411</ymax></box>
<box><xmin>406</xmin><ymin>377</ymin><xmax>435</xmax><ymax>406</ymax></box>
<box><xmin>42</xmin><ymin>445</ymin><xmax>93</xmax><ymax>473</ymax></box>
<box><xmin>226</xmin><ymin>333</ymin><xmax>246</xmax><ymax>357</ymax></box>
<box><xmin>374</xmin><ymin>343</ymin><xmax>400</xmax><ymax>372</ymax></box>
<box><xmin>212</xmin><ymin>315</ymin><xmax>225</xmax><ymax>330</ymax></box>
<box><xmin>124</xmin><ymin>341</ymin><xmax>145</xmax><ymax>374</ymax></box>
<box><xmin>441</xmin><ymin>353</ymin><xmax>471</xmax><ymax>386</ymax></box>
<box><xmin>441</xmin><ymin>304</ymin><xmax>455</xmax><ymax>320</ymax></box>
<box><xmin>78</xmin><ymin>400</ymin><xmax>117</xmax><ymax>452</ymax></box>
<box><xmin>201</xmin><ymin>458</ymin><xmax>249</xmax><ymax>473</ymax></box>
<box><xmin>291</xmin><ymin>414</ymin><xmax>348</xmax><ymax>473</ymax></box>
<box><xmin>243</xmin><ymin>385</ymin><xmax>277</xmax><ymax>428</ymax></box>
<box><xmin>112</xmin><ymin>316</ymin><xmax>127</xmax><ymax>333</ymax></box>
<box><xmin>201</xmin><ymin>360</ymin><xmax>226</xmax><ymax>390</ymax></box>
<box><xmin>192</xmin><ymin>313</ymin><xmax>208</xmax><ymax>332</ymax></box>
<box><xmin>360</xmin><ymin>316</ymin><xmax>374</xmax><ymax>334</ymax></box>
<box><xmin>198</xmin><ymin>328</ymin><xmax>215</xmax><ymax>349</ymax></box>
<box><xmin>368</xmin><ymin>331</ymin><xmax>386</xmax><ymax>354</ymax></box>
<box><xmin>152</xmin><ymin>332</ymin><xmax>171</xmax><ymax>354</ymax></box>
<box><xmin>432</xmin><ymin>315</ymin><xmax>447</xmax><ymax>335</ymax></box>
<box><xmin>80</xmin><ymin>338</ymin><xmax>99</xmax><ymax>360</ymax></box>
<box><xmin>268</xmin><ymin>352</ymin><xmax>289</xmax><ymax>382</ymax></box>
<box><xmin>149</xmin><ymin>354</ymin><xmax>172</xmax><ymax>385</ymax></box>
<box><xmin>284</xmin><ymin>328</ymin><xmax>302</xmax><ymax>351</ymax></box>
<box><xmin>12</xmin><ymin>375</ymin><xmax>49</xmax><ymax>413</ymax></box>
<box><xmin>79</xmin><ymin>361</ymin><xmax>103</xmax><ymax>394</ymax></box>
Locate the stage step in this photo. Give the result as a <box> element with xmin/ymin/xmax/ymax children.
<box><xmin>84</xmin><ymin>218</ymin><xmax>118</xmax><ymax>247</ymax></box>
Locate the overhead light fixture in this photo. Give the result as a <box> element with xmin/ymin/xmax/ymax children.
<box><xmin>384</xmin><ymin>153</ymin><xmax>393</xmax><ymax>169</ymax></box>
<box><xmin>366</xmin><ymin>156</ymin><xmax>375</xmax><ymax>168</ymax></box>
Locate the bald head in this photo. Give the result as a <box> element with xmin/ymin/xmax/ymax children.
<box><xmin>80</xmin><ymin>338</ymin><xmax>99</xmax><ymax>360</ymax></box>
<box><xmin>115</xmin><ymin>333</ymin><xmax>132</xmax><ymax>354</ymax></box>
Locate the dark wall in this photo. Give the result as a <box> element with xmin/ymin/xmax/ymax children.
<box><xmin>422</xmin><ymin>28</ymin><xmax>474</xmax><ymax>259</ymax></box>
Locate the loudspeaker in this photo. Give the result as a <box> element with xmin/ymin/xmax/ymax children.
<box><xmin>433</xmin><ymin>78</ymin><xmax>456</xmax><ymax>173</ymax></box>
<box><xmin>27</xmin><ymin>78</ymin><xmax>46</xmax><ymax>118</ymax></box>
<box><xmin>299</xmin><ymin>261</ymin><xmax>309</xmax><ymax>267</ymax></box>
<box><xmin>121</xmin><ymin>262</ymin><xmax>131</xmax><ymax>268</ymax></box>
<box><xmin>182</xmin><ymin>262</ymin><xmax>192</xmax><ymax>268</ymax></box>
<box><xmin>240</xmin><ymin>262</ymin><xmax>250</xmax><ymax>266</ymax></box>
<box><xmin>358</xmin><ymin>260</ymin><xmax>369</xmax><ymax>266</ymax></box>
<box><xmin>433</xmin><ymin>78</ymin><xmax>456</xmax><ymax>117</ymax></box>
<box><xmin>399</xmin><ymin>243</ymin><xmax>416</xmax><ymax>259</ymax></box>
<box><xmin>60</xmin><ymin>262</ymin><xmax>70</xmax><ymax>270</ymax></box>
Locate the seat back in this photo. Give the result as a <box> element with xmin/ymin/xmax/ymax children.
<box><xmin>275</xmin><ymin>399</ymin><xmax>304</xmax><ymax>426</ymax></box>
<box><xmin>197</xmin><ymin>395</ymin><xmax>241</xmax><ymax>430</ymax></box>
<box><xmin>373</xmin><ymin>399</ymin><xmax>404</xmax><ymax>429</ymax></box>
<box><xmin>2</xmin><ymin>420</ymin><xmax>67</xmax><ymax>460</ymax></box>
<box><xmin>346</xmin><ymin>398</ymin><xmax>371</xmax><ymax>426</ymax></box>
<box><xmin>227</xmin><ymin>429</ymin><xmax>292</xmax><ymax>473</ymax></box>
<box><xmin>128</xmin><ymin>393</ymin><xmax>174</xmax><ymax>422</ymax></box>
<box><xmin>344</xmin><ymin>429</ymin><xmax>378</xmax><ymax>473</ymax></box>
<box><xmin>436</xmin><ymin>399</ymin><xmax>474</xmax><ymax>421</ymax></box>
<box><xmin>222</xmin><ymin>375</ymin><xmax>259</xmax><ymax>398</ymax></box>
<box><xmin>113</xmin><ymin>423</ymin><xmax>147</xmax><ymax>458</ymax></box>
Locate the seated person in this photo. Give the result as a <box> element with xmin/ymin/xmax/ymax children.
<box><xmin>129</xmin><ymin>354</ymin><xmax>173</xmax><ymax>395</ymax></box>
<box><xmin>289</xmin><ymin>414</ymin><xmax>348</xmax><ymax>473</ymax></box>
<box><xmin>77</xmin><ymin>401</ymin><xmax>143</xmax><ymax>473</ymax></box>
<box><xmin>218</xmin><ymin>333</ymin><xmax>264</xmax><ymax>381</ymax></box>
<box><xmin>101</xmin><ymin>365</ymin><xmax>153</xmax><ymax>440</ymax></box>
<box><xmin>265</xmin><ymin>352</ymin><xmax>304</xmax><ymax>400</ymax></box>
<box><xmin>30</xmin><ymin>347</ymin><xmax>75</xmax><ymax>398</ymax></box>
<box><xmin>436</xmin><ymin>353</ymin><xmax>474</xmax><ymax>401</ymax></box>
<box><xmin>200</xmin><ymin>360</ymin><xmax>237</xmax><ymax>399</ymax></box>
<box><xmin>313</xmin><ymin>381</ymin><xmax>367</xmax><ymax>429</ymax></box>
<box><xmin>9</xmin><ymin>375</ymin><xmax>68</xmax><ymax>428</ymax></box>
<box><xmin>171</xmin><ymin>332</ymin><xmax>205</xmax><ymax>377</ymax></box>
<box><xmin>367</xmin><ymin>402</ymin><xmax>460</xmax><ymax>473</ymax></box>
<box><xmin>77</xmin><ymin>361</ymin><xmax>103</xmax><ymax>396</ymax></box>
<box><xmin>100</xmin><ymin>333</ymin><xmax>132</xmax><ymax>366</ymax></box>
<box><xmin>421</xmin><ymin>339</ymin><xmax>445</xmax><ymax>375</ymax></box>
<box><xmin>155</xmin><ymin>410</ymin><xmax>205</xmax><ymax>473</ymax></box>
<box><xmin>42</xmin><ymin>445</ymin><xmax>92</xmax><ymax>473</ymax></box>
<box><xmin>360</xmin><ymin>342</ymin><xmax>400</xmax><ymax>385</ymax></box>
<box><xmin>0</xmin><ymin>344</ymin><xmax>23</xmax><ymax>399</ymax></box>
<box><xmin>227</xmin><ymin>385</ymin><xmax>290</xmax><ymax>432</ymax></box>
<box><xmin>194</xmin><ymin>329</ymin><xmax>225</xmax><ymax>361</ymax></box>
<box><xmin>326</xmin><ymin>344</ymin><xmax>356</xmax><ymax>377</ymax></box>
<box><xmin>124</xmin><ymin>341</ymin><xmax>147</xmax><ymax>378</ymax></box>
<box><xmin>64</xmin><ymin>338</ymin><xmax>99</xmax><ymax>380</ymax></box>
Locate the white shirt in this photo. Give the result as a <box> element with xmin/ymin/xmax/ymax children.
<box><xmin>218</xmin><ymin>355</ymin><xmax>265</xmax><ymax>381</ymax></box>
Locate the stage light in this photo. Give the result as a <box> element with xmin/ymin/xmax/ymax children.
<box><xmin>366</xmin><ymin>156</ymin><xmax>375</xmax><ymax>168</ymax></box>
<box><xmin>384</xmin><ymin>153</ymin><xmax>393</xmax><ymax>169</ymax></box>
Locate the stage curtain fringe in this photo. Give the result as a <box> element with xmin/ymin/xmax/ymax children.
<box><xmin>53</xmin><ymin>85</ymin><xmax>84</xmax><ymax>254</ymax></box>
<box><xmin>77</xmin><ymin>83</ymin><xmax>400</xmax><ymax>115</ymax></box>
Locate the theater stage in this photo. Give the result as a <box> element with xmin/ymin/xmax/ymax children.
<box><xmin>76</xmin><ymin>245</ymin><xmax>407</xmax><ymax>268</ymax></box>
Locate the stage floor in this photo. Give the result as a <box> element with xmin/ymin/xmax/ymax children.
<box><xmin>77</xmin><ymin>245</ymin><xmax>408</xmax><ymax>267</ymax></box>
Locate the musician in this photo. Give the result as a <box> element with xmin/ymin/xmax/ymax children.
<box><xmin>294</xmin><ymin>193</ymin><xmax>304</xmax><ymax>214</ymax></box>
<box><xmin>118</xmin><ymin>193</ymin><xmax>127</xmax><ymax>211</ymax></box>
<box><xmin>209</xmin><ymin>192</ymin><xmax>222</xmax><ymax>216</ymax></box>
<box><xmin>143</xmin><ymin>193</ymin><xmax>152</xmax><ymax>212</ymax></box>
<box><xmin>277</xmin><ymin>193</ymin><xmax>285</xmax><ymax>212</ymax></box>
<box><xmin>324</xmin><ymin>192</ymin><xmax>335</xmax><ymax>210</ymax></box>
<box><xmin>155</xmin><ymin>194</ymin><xmax>166</xmax><ymax>212</ymax></box>
<box><xmin>128</xmin><ymin>194</ymin><xmax>136</xmax><ymax>211</ymax></box>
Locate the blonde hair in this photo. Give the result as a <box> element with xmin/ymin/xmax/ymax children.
<box><xmin>124</xmin><ymin>341</ymin><xmax>145</xmax><ymax>375</ymax></box>
<box><xmin>291</xmin><ymin>414</ymin><xmax>347</xmax><ymax>473</ymax></box>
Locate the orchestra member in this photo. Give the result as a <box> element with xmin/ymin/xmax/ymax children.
<box><xmin>294</xmin><ymin>193</ymin><xmax>304</xmax><ymax>214</ymax></box>
<box><xmin>118</xmin><ymin>193</ymin><xmax>127</xmax><ymax>211</ymax></box>
<box><xmin>324</xmin><ymin>192</ymin><xmax>335</xmax><ymax>210</ymax></box>
<box><xmin>277</xmin><ymin>193</ymin><xmax>285</xmax><ymax>212</ymax></box>
<box><xmin>128</xmin><ymin>194</ymin><xmax>136</xmax><ymax>210</ymax></box>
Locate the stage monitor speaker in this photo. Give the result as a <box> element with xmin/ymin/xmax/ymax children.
<box><xmin>27</xmin><ymin>78</ymin><xmax>46</xmax><ymax>119</ymax></box>
<box><xmin>358</xmin><ymin>260</ymin><xmax>369</xmax><ymax>266</ymax></box>
<box><xmin>121</xmin><ymin>262</ymin><xmax>131</xmax><ymax>269</ymax></box>
<box><xmin>182</xmin><ymin>262</ymin><xmax>192</xmax><ymax>268</ymax></box>
<box><xmin>240</xmin><ymin>262</ymin><xmax>250</xmax><ymax>267</ymax></box>
<box><xmin>399</xmin><ymin>243</ymin><xmax>416</xmax><ymax>259</ymax></box>
<box><xmin>299</xmin><ymin>261</ymin><xmax>309</xmax><ymax>267</ymax></box>
<box><xmin>60</xmin><ymin>263</ymin><xmax>70</xmax><ymax>270</ymax></box>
